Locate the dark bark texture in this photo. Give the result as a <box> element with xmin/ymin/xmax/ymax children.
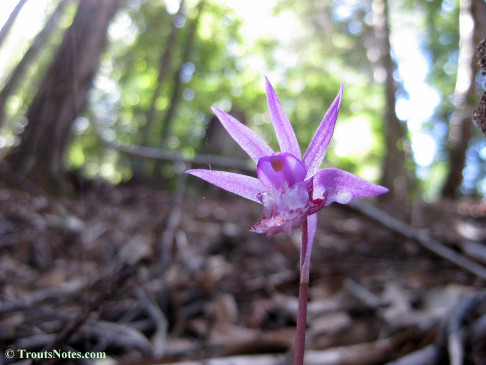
<box><xmin>6</xmin><ymin>0</ymin><xmax>121</xmax><ymax>191</ymax></box>
<box><xmin>442</xmin><ymin>0</ymin><xmax>486</xmax><ymax>197</ymax></box>
<box><xmin>475</xmin><ymin>38</ymin><xmax>486</xmax><ymax>136</ymax></box>
<box><xmin>375</xmin><ymin>0</ymin><xmax>409</xmax><ymax>200</ymax></box>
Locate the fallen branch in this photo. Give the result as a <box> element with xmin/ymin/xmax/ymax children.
<box><xmin>37</xmin><ymin>235</ymin><xmax>151</xmax><ymax>355</ymax></box>
<box><xmin>43</xmin><ymin>262</ymin><xmax>135</xmax><ymax>352</ymax></box>
<box><xmin>344</xmin><ymin>278</ymin><xmax>389</xmax><ymax>309</ymax></box>
<box><xmin>160</xmin><ymin>165</ymin><xmax>188</xmax><ymax>266</ymax></box>
<box><xmin>347</xmin><ymin>200</ymin><xmax>486</xmax><ymax>281</ymax></box>
<box><xmin>0</xmin><ymin>277</ymin><xmax>89</xmax><ymax>314</ymax></box>
<box><xmin>447</xmin><ymin>290</ymin><xmax>486</xmax><ymax>365</ymax></box>
<box><xmin>0</xmin><ymin>163</ymin><xmax>75</xmax><ymax>217</ymax></box>
<box><xmin>387</xmin><ymin>290</ymin><xmax>486</xmax><ymax>365</ymax></box>
<box><xmin>155</xmin><ymin>353</ymin><xmax>285</xmax><ymax>365</ymax></box>
<box><xmin>100</xmin><ymin>138</ymin><xmax>254</xmax><ymax>173</ymax></box>
<box><xmin>135</xmin><ymin>287</ymin><xmax>169</xmax><ymax>358</ymax></box>
<box><xmin>159</xmin><ymin>329</ymin><xmax>415</xmax><ymax>365</ymax></box>
<box><xmin>385</xmin><ymin>344</ymin><xmax>441</xmax><ymax>365</ymax></box>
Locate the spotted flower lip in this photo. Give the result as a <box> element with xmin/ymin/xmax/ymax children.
<box><xmin>186</xmin><ymin>77</ymin><xmax>388</xmax><ymax>239</ymax></box>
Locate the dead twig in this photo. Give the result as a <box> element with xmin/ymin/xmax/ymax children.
<box><xmin>80</xmin><ymin>319</ymin><xmax>154</xmax><ymax>356</ymax></box>
<box><xmin>41</xmin><ymin>262</ymin><xmax>136</xmax><ymax>354</ymax></box>
<box><xmin>347</xmin><ymin>200</ymin><xmax>486</xmax><ymax>281</ymax></box>
<box><xmin>135</xmin><ymin>287</ymin><xmax>169</xmax><ymax>358</ymax></box>
<box><xmin>0</xmin><ymin>277</ymin><xmax>89</xmax><ymax>314</ymax></box>
<box><xmin>387</xmin><ymin>290</ymin><xmax>486</xmax><ymax>365</ymax></box>
<box><xmin>385</xmin><ymin>344</ymin><xmax>441</xmax><ymax>365</ymax></box>
<box><xmin>0</xmin><ymin>163</ymin><xmax>75</xmax><ymax>217</ymax></box>
<box><xmin>305</xmin><ymin>329</ymin><xmax>414</xmax><ymax>365</ymax></box>
<box><xmin>447</xmin><ymin>290</ymin><xmax>486</xmax><ymax>365</ymax></box>
<box><xmin>99</xmin><ymin>135</ymin><xmax>254</xmax><ymax>173</ymax></box>
<box><xmin>159</xmin><ymin>329</ymin><xmax>414</xmax><ymax>365</ymax></box>
<box><xmin>160</xmin><ymin>164</ymin><xmax>188</xmax><ymax>267</ymax></box>
<box><xmin>344</xmin><ymin>278</ymin><xmax>390</xmax><ymax>309</ymax></box>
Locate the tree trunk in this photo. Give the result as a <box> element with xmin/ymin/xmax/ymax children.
<box><xmin>130</xmin><ymin>0</ymin><xmax>185</xmax><ymax>182</ymax></box>
<box><xmin>141</xmin><ymin>0</ymin><xmax>185</xmax><ymax>146</ymax></box>
<box><xmin>0</xmin><ymin>0</ymin><xmax>29</xmax><ymax>49</ymax></box>
<box><xmin>441</xmin><ymin>0</ymin><xmax>485</xmax><ymax>197</ymax></box>
<box><xmin>150</xmin><ymin>0</ymin><xmax>205</xmax><ymax>181</ymax></box>
<box><xmin>374</xmin><ymin>0</ymin><xmax>409</xmax><ymax>200</ymax></box>
<box><xmin>475</xmin><ymin>38</ymin><xmax>486</xmax><ymax>137</ymax></box>
<box><xmin>159</xmin><ymin>0</ymin><xmax>205</xmax><ymax>145</ymax></box>
<box><xmin>6</xmin><ymin>0</ymin><xmax>121</xmax><ymax>192</ymax></box>
<box><xmin>0</xmin><ymin>0</ymin><xmax>72</xmax><ymax>128</ymax></box>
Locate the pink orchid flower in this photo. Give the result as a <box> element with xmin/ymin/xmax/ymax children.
<box><xmin>186</xmin><ymin>77</ymin><xmax>388</xmax><ymax>281</ymax></box>
<box><xmin>187</xmin><ymin>77</ymin><xmax>388</xmax><ymax>364</ymax></box>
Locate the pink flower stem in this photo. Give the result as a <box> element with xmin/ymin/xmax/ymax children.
<box><xmin>293</xmin><ymin>218</ymin><xmax>309</xmax><ymax>365</ymax></box>
<box><xmin>293</xmin><ymin>280</ymin><xmax>308</xmax><ymax>365</ymax></box>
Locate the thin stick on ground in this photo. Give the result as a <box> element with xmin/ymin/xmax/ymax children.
<box><xmin>347</xmin><ymin>200</ymin><xmax>486</xmax><ymax>280</ymax></box>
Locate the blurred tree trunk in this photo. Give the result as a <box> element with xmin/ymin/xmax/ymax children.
<box><xmin>374</xmin><ymin>0</ymin><xmax>409</xmax><ymax>200</ymax></box>
<box><xmin>6</xmin><ymin>0</ymin><xmax>121</xmax><ymax>192</ymax></box>
<box><xmin>475</xmin><ymin>38</ymin><xmax>486</xmax><ymax>137</ymax></box>
<box><xmin>130</xmin><ymin>0</ymin><xmax>185</xmax><ymax>182</ymax></box>
<box><xmin>151</xmin><ymin>0</ymin><xmax>205</xmax><ymax>181</ymax></box>
<box><xmin>159</xmin><ymin>0</ymin><xmax>205</xmax><ymax>145</ymax></box>
<box><xmin>0</xmin><ymin>0</ymin><xmax>72</xmax><ymax>128</ymax></box>
<box><xmin>141</xmin><ymin>0</ymin><xmax>185</xmax><ymax>147</ymax></box>
<box><xmin>0</xmin><ymin>0</ymin><xmax>29</xmax><ymax>49</ymax></box>
<box><xmin>441</xmin><ymin>0</ymin><xmax>486</xmax><ymax>197</ymax></box>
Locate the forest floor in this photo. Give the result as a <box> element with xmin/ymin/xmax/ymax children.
<box><xmin>1</xmin><ymin>179</ymin><xmax>486</xmax><ymax>365</ymax></box>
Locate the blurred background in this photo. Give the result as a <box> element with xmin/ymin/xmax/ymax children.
<box><xmin>0</xmin><ymin>0</ymin><xmax>484</xmax><ymax>199</ymax></box>
<box><xmin>1</xmin><ymin>0</ymin><xmax>486</xmax><ymax>364</ymax></box>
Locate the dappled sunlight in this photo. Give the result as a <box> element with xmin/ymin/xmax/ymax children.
<box><xmin>333</xmin><ymin>116</ymin><xmax>374</xmax><ymax>158</ymax></box>
<box><xmin>0</xmin><ymin>0</ymin><xmax>50</xmax><ymax>74</ymax></box>
<box><xmin>0</xmin><ymin>0</ymin><xmax>485</xmax><ymax>361</ymax></box>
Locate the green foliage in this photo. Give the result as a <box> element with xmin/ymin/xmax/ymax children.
<box><xmin>1</xmin><ymin>0</ymin><xmax>484</xmax><ymax>197</ymax></box>
<box><xmin>71</xmin><ymin>0</ymin><xmax>432</xmax><ymax>189</ymax></box>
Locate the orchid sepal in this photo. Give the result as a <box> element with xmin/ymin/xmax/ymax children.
<box><xmin>312</xmin><ymin>168</ymin><xmax>389</xmax><ymax>206</ymax></box>
<box><xmin>185</xmin><ymin>169</ymin><xmax>264</xmax><ymax>203</ymax></box>
<box><xmin>265</xmin><ymin>77</ymin><xmax>302</xmax><ymax>159</ymax></box>
<box><xmin>211</xmin><ymin>107</ymin><xmax>273</xmax><ymax>164</ymax></box>
<box><xmin>303</xmin><ymin>83</ymin><xmax>343</xmax><ymax>179</ymax></box>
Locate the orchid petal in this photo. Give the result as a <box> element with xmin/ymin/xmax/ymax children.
<box><xmin>303</xmin><ymin>84</ymin><xmax>343</xmax><ymax>179</ymax></box>
<box><xmin>211</xmin><ymin>107</ymin><xmax>273</xmax><ymax>163</ymax></box>
<box><xmin>313</xmin><ymin>168</ymin><xmax>388</xmax><ymax>206</ymax></box>
<box><xmin>186</xmin><ymin>169</ymin><xmax>264</xmax><ymax>203</ymax></box>
<box><xmin>257</xmin><ymin>152</ymin><xmax>306</xmax><ymax>190</ymax></box>
<box><xmin>265</xmin><ymin>77</ymin><xmax>301</xmax><ymax>158</ymax></box>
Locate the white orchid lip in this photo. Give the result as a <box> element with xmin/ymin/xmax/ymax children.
<box><xmin>251</xmin><ymin>181</ymin><xmax>312</xmax><ymax>237</ymax></box>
